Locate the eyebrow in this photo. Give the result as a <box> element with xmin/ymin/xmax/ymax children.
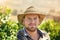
<box><xmin>23</xmin><ymin>14</ymin><xmax>40</xmax><ymax>19</ymax></box>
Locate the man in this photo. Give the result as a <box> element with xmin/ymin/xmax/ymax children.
<box><xmin>17</xmin><ymin>6</ymin><xmax>50</xmax><ymax>40</ymax></box>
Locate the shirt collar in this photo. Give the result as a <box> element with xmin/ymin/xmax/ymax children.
<box><xmin>23</xmin><ymin>28</ymin><xmax>43</xmax><ymax>38</ymax></box>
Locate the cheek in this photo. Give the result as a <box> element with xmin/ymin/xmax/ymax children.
<box><xmin>23</xmin><ymin>20</ymin><xmax>29</xmax><ymax>27</ymax></box>
<box><xmin>36</xmin><ymin>20</ymin><xmax>40</xmax><ymax>25</ymax></box>
<box><xmin>36</xmin><ymin>22</ymin><xmax>39</xmax><ymax>25</ymax></box>
<box><xmin>24</xmin><ymin>20</ymin><xmax>29</xmax><ymax>24</ymax></box>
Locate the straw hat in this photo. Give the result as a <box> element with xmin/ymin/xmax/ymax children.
<box><xmin>17</xmin><ymin>6</ymin><xmax>47</xmax><ymax>24</ymax></box>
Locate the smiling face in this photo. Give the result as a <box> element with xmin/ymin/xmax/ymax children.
<box><xmin>23</xmin><ymin>14</ymin><xmax>40</xmax><ymax>32</ymax></box>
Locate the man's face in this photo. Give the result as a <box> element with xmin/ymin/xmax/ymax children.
<box><xmin>23</xmin><ymin>14</ymin><xmax>40</xmax><ymax>32</ymax></box>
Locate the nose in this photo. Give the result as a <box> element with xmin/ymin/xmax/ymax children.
<box><xmin>31</xmin><ymin>19</ymin><xmax>35</xmax><ymax>23</ymax></box>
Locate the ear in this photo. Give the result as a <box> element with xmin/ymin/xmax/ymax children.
<box><xmin>22</xmin><ymin>19</ymin><xmax>25</xmax><ymax>25</ymax></box>
<box><xmin>38</xmin><ymin>20</ymin><xmax>41</xmax><ymax>25</ymax></box>
<box><xmin>38</xmin><ymin>22</ymin><xmax>40</xmax><ymax>26</ymax></box>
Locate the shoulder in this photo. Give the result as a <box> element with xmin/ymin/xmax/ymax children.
<box><xmin>17</xmin><ymin>30</ymin><xmax>24</xmax><ymax>40</ymax></box>
<box><xmin>17</xmin><ymin>30</ymin><xmax>24</xmax><ymax>36</ymax></box>
<box><xmin>40</xmin><ymin>30</ymin><xmax>48</xmax><ymax>35</ymax></box>
<box><xmin>40</xmin><ymin>30</ymin><xmax>50</xmax><ymax>40</ymax></box>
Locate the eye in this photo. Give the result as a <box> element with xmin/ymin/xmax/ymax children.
<box><xmin>28</xmin><ymin>18</ymin><xmax>31</xmax><ymax>20</ymax></box>
<box><xmin>34</xmin><ymin>18</ymin><xmax>37</xmax><ymax>20</ymax></box>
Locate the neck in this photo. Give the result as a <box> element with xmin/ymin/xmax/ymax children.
<box><xmin>26</xmin><ymin>29</ymin><xmax>39</xmax><ymax>40</ymax></box>
<box><xmin>26</xmin><ymin>29</ymin><xmax>38</xmax><ymax>36</ymax></box>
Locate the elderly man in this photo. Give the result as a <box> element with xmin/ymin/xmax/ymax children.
<box><xmin>17</xmin><ymin>6</ymin><xmax>50</xmax><ymax>40</ymax></box>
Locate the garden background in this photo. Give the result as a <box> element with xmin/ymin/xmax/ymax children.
<box><xmin>0</xmin><ymin>0</ymin><xmax>60</xmax><ymax>40</ymax></box>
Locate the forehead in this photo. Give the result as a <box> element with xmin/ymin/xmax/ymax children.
<box><xmin>25</xmin><ymin>14</ymin><xmax>39</xmax><ymax>17</ymax></box>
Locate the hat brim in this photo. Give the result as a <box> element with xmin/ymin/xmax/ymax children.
<box><xmin>17</xmin><ymin>13</ymin><xmax>46</xmax><ymax>24</ymax></box>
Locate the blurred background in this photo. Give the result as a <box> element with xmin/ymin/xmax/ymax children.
<box><xmin>0</xmin><ymin>0</ymin><xmax>60</xmax><ymax>40</ymax></box>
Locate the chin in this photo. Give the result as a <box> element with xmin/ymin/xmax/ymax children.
<box><xmin>26</xmin><ymin>27</ymin><xmax>37</xmax><ymax>32</ymax></box>
<box><xmin>29</xmin><ymin>29</ymin><xmax>37</xmax><ymax>32</ymax></box>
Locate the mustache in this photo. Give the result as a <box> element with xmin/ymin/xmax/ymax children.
<box><xmin>28</xmin><ymin>23</ymin><xmax>36</xmax><ymax>25</ymax></box>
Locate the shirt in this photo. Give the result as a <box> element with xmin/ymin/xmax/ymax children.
<box><xmin>17</xmin><ymin>28</ymin><xmax>50</xmax><ymax>40</ymax></box>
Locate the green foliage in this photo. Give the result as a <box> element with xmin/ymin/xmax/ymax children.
<box><xmin>39</xmin><ymin>19</ymin><xmax>60</xmax><ymax>40</ymax></box>
<box><xmin>0</xmin><ymin>6</ymin><xmax>60</xmax><ymax>40</ymax></box>
<box><xmin>0</xmin><ymin>7</ymin><xmax>11</xmax><ymax>24</ymax></box>
<box><xmin>0</xmin><ymin>7</ymin><xmax>23</xmax><ymax>40</ymax></box>
<box><xmin>0</xmin><ymin>21</ymin><xmax>18</xmax><ymax>40</ymax></box>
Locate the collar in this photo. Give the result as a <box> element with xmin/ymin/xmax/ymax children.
<box><xmin>23</xmin><ymin>28</ymin><xmax>43</xmax><ymax>38</ymax></box>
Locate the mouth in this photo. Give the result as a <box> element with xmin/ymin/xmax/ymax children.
<box><xmin>29</xmin><ymin>23</ymin><xmax>36</xmax><ymax>27</ymax></box>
